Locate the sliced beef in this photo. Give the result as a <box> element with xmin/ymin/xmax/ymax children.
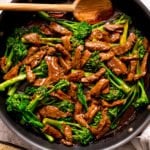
<box><xmin>66</xmin><ymin>70</ymin><xmax>85</xmax><ymax>82</ymax></box>
<box><xmin>101</xmin><ymin>99</ymin><xmax>125</xmax><ymax>107</ymax></box>
<box><xmin>42</xmin><ymin>124</ymin><xmax>63</xmax><ymax>139</ymax></box>
<box><xmin>61</xmin><ymin>36</ymin><xmax>72</xmax><ymax>51</ymax></box>
<box><xmin>59</xmin><ymin>57</ymin><xmax>72</xmax><ymax>73</ymax></box>
<box><xmin>85</xmin><ymin>41</ymin><xmax>111</xmax><ymax>51</ymax></box>
<box><xmin>104</xmin><ymin>23</ymin><xmax>124</xmax><ymax>32</ymax></box>
<box><xmin>111</xmin><ymin>33</ymin><xmax>137</xmax><ymax>55</ymax></box>
<box><xmin>90</xmin><ymin>78</ymin><xmax>109</xmax><ymax>97</ymax></box>
<box><xmin>55</xmin><ymin>44</ymin><xmax>71</xmax><ymax>58</ymax></box>
<box><xmin>39</xmin><ymin>105</ymin><xmax>71</xmax><ymax>119</ymax></box>
<box><xmin>107</xmin><ymin>57</ymin><xmax>128</xmax><ymax>75</ymax></box>
<box><xmin>40</xmin><ymin>24</ymin><xmax>53</xmax><ymax>36</ymax></box>
<box><xmin>22</xmin><ymin>33</ymin><xmax>41</xmax><ymax>44</ymax></box>
<box><xmin>40</xmin><ymin>46</ymin><xmax>56</xmax><ymax>56</ymax></box>
<box><xmin>80</xmin><ymin>50</ymin><xmax>91</xmax><ymax>67</ymax></box>
<box><xmin>126</xmin><ymin>60</ymin><xmax>137</xmax><ymax>81</ymax></box>
<box><xmin>72</xmin><ymin>45</ymin><xmax>84</xmax><ymax>69</ymax></box>
<box><xmin>3</xmin><ymin>63</ymin><xmax>21</xmax><ymax>80</ymax></box>
<box><xmin>68</xmin><ymin>82</ymin><xmax>77</xmax><ymax>100</ymax></box>
<box><xmin>85</xmin><ymin>101</ymin><xmax>99</xmax><ymax>123</ymax></box>
<box><xmin>49</xmin><ymin>22</ymin><xmax>72</xmax><ymax>35</ymax></box>
<box><xmin>25</xmin><ymin>65</ymin><xmax>36</xmax><ymax>83</ymax></box>
<box><xmin>81</xmin><ymin>68</ymin><xmax>106</xmax><ymax>83</ymax></box>
<box><xmin>27</xmin><ymin>46</ymin><xmax>39</xmax><ymax>57</ymax></box>
<box><xmin>99</xmin><ymin>51</ymin><xmax>114</xmax><ymax>61</ymax></box>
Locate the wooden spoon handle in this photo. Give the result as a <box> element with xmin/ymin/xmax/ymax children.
<box><xmin>0</xmin><ymin>3</ymin><xmax>75</xmax><ymax>11</ymax></box>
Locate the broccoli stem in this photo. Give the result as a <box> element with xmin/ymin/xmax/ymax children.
<box><xmin>77</xmin><ymin>83</ymin><xmax>88</xmax><ymax>111</ymax></box>
<box><xmin>49</xmin><ymin>80</ymin><xmax>70</xmax><ymax>93</ymax></box>
<box><xmin>8</xmin><ymin>82</ymin><xmax>20</xmax><ymax>96</ymax></box>
<box><xmin>44</xmin><ymin>133</ymin><xmax>54</xmax><ymax>142</ymax></box>
<box><xmin>0</xmin><ymin>74</ymin><xmax>26</xmax><ymax>91</ymax></box>
<box><xmin>120</xmin><ymin>21</ymin><xmax>128</xmax><ymax>45</ymax></box>
<box><xmin>104</xmin><ymin>65</ymin><xmax>131</xmax><ymax>94</ymax></box>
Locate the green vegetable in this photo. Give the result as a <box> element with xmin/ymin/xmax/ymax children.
<box><xmin>84</xmin><ymin>51</ymin><xmax>102</xmax><ymax>72</ymax></box>
<box><xmin>6</xmin><ymin>93</ymin><xmax>43</xmax><ymax>128</ymax></box>
<box><xmin>90</xmin><ymin>112</ymin><xmax>102</xmax><ymax>126</ymax></box>
<box><xmin>100</xmin><ymin>86</ymin><xmax>124</xmax><ymax>101</ymax></box>
<box><xmin>0</xmin><ymin>60</ymin><xmax>48</xmax><ymax>92</ymax></box>
<box><xmin>2</xmin><ymin>26</ymin><xmax>42</xmax><ymax>73</ymax></box>
<box><xmin>43</xmin><ymin>118</ymin><xmax>93</xmax><ymax>145</ymax></box>
<box><xmin>77</xmin><ymin>83</ymin><xmax>88</xmax><ymax>111</ymax></box>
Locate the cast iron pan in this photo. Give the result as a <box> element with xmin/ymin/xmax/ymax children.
<box><xmin>0</xmin><ymin>0</ymin><xmax>149</xmax><ymax>150</ymax></box>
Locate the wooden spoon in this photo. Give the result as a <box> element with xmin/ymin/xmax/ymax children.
<box><xmin>0</xmin><ymin>0</ymin><xmax>113</xmax><ymax>23</ymax></box>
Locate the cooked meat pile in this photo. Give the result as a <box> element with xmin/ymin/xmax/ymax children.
<box><xmin>0</xmin><ymin>12</ymin><xmax>149</xmax><ymax>146</ymax></box>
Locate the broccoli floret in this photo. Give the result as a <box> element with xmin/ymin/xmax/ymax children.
<box><xmin>38</xmin><ymin>11</ymin><xmax>92</xmax><ymax>47</ymax></box>
<box><xmin>0</xmin><ymin>60</ymin><xmax>48</xmax><ymax>92</ymax></box>
<box><xmin>6</xmin><ymin>93</ymin><xmax>43</xmax><ymax>128</ymax></box>
<box><xmin>2</xmin><ymin>26</ymin><xmax>42</xmax><ymax>73</ymax></box>
<box><xmin>108</xmin><ymin>107</ymin><xmax>119</xmax><ymax>120</ymax></box>
<box><xmin>49</xmin><ymin>79</ymin><xmax>70</xmax><ymax>93</ymax></box>
<box><xmin>84</xmin><ymin>51</ymin><xmax>102</xmax><ymax>72</ymax></box>
<box><xmin>100</xmin><ymin>86</ymin><xmax>124</xmax><ymax>101</ymax></box>
<box><xmin>90</xmin><ymin>111</ymin><xmax>102</xmax><ymax>126</ymax></box>
<box><xmin>52</xmin><ymin>100</ymin><xmax>74</xmax><ymax>113</ymax></box>
<box><xmin>43</xmin><ymin>118</ymin><xmax>93</xmax><ymax>145</ymax></box>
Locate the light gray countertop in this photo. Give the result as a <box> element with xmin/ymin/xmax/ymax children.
<box><xmin>0</xmin><ymin>0</ymin><xmax>149</xmax><ymax>150</ymax></box>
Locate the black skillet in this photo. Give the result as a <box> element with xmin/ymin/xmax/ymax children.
<box><xmin>0</xmin><ymin>0</ymin><xmax>149</xmax><ymax>150</ymax></box>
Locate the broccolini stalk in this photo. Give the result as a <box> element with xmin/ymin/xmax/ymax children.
<box><xmin>104</xmin><ymin>65</ymin><xmax>131</xmax><ymax>94</ymax></box>
<box><xmin>49</xmin><ymin>79</ymin><xmax>70</xmax><ymax>93</ymax></box>
<box><xmin>120</xmin><ymin>21</ymin><xmax>128</xmax><ymax>45</ymax></box>
<box><xmin>38</xmin><ymin>11</ymin><xmax>92</xmax><ymax>47</ymax></box>
<box><xmin>77</xmin><ymin>83</ymin><xmax>88</xmax><ymax>111</ymax></box>
<box><xmin>0</xmin><ymin>60</ymin><xmax>48</xmax><ymax>92</ymax></box>
<box><xmin>111</xmin><ymin>86</ymin><xmax>137</xmax><ymax>129</ymax></box>
<box><xmin>6</xmin><ymin>93</ymin><xmax>44</xmax><ymax>128</ymax></box>
<box><xmin>43</xmin><ymin>118</ymin><xmax>93</xmax><ymax>145</ymax></box>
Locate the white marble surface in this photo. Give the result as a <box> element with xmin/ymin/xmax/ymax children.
<box><xmin>0</xmin><ymin>0</ymin><xmax>149</xmax><ymax>150</ymax></box>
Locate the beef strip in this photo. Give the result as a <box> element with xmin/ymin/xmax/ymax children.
<box><xmin>101</xmin><ymin>85</ymin><xmax>110</xmax><ymax>94</ymax></box>
<box><xmin>3</xmin><ymin>63</ymin><xmax>21</xmax><ymax>80</ymax></box>
<box><xmin>85</xmin><ymin>41</ymin><xmax>111</xmax><ymax>51</ymax></box>
<box><xmin>45</xmin><ymin>56</ymin><xmax>64</xmax><ymax>83</ymax></box>
<box><xmin>104</xmin><ymin>23</ymin><xmax>124</xmax><ymax>32</ymax></box>
<box><xmin>23</xmin><ymin>49</ymin><xmax>46</xmax><ymax>68</ymax></box>
<box><xmin>99</xmin><ymin>51</ymin><xmax>115</xmax><ymax>61</ymax></box>
<box><xmin>72</xmin><ymin>45</ymin><xmax>84</xmax><ymax>69</ymax></box>
<box><xmin>63</xmin><ymin>125</ymin><xmax>73</xmax><ymax>143</ymax></box>
<box><xmin>66</xmin><ymin>70</ymin><xmax>85</xmax><ymax>82</ymax></box>
<box><xmin>49</xmin><ymin>22</ymin><xmax>72</xmax><ymax>35</ymax></box>
<box><xmin>120</xmin><ymin>55</ymin><xmax>139</xmax><ymax>61</ymax></box>
<box><xmin>74</xmin><ymin>101</ymin><xmax>90</xmax><ymax>128</ymax></box>
<box><xmin>90</xmin><ymin>108</ymin><xmax>111</xmax><ymax>139</ymax></box>
<box><xmin>111</xmin><ymin>33</ymin><xmax>137</xmax><ymax>55</ymax></box>
<box><xmin>107</xmin><ymin>56</ymin><xmax>128</xmax><ymax>75</ymax></box>
<box><xmin>40</xmin><ymin>24</ymin><xmax>53</xmax><ymax>36</ymax></box>
<box><xmin>59</xmin><ymin>57</ymin><xmax>72</xmax><ymax>73</ymax></box>
<box><xmin>53</xmin><ymin>90</ymin><xmax>71</xmax><ymax>101</ymax></box>
<box><xmin>68</xmin><ymin>82</ymin><xmax>77</xmax><ymax>100</ymax></box>
<box><xmin>90</xmin><ymin>78</ymin><xmax>109</xmax><ymax>97</ymax></box>
<box><xmin>42</xmin><ymin>124</ymin><xmax>63</xmax><ymax>139</ymax></box>
<box><xmin>22</xmin><ymin>33</ymin><xmax>41</xmax><ymax>44</ymax></box>
<box><xmin>80</xmin><ymin>49</ymin><xmax>91</xmax><ymax>67</ymax></box>
<box><xmin>81</xmin><ymin>68</ymin><xmax>106</xmax><ymax>83</ymax></box>
<box><xmin>0</xmin><ymin>56</ymin><xmax>6</xmax><ymax>72</ymax></box>
<box><xmin>61</xmin><ymin>139</ymin><xmax>73</xmax><ymax>146</ymax></box>
<box><xmin>61</xmin><ymin>36</ymin><xmax>72</xmax><ymax>51</ymax></box>
<box><xmin>126</xmin><ymin>60</ymin><xmax>137</xmax><ymax>81</ymax></box>
<box><xmin>25</xmin><ymin>65</ymin><xmax>36</xmax><ymax>83</ymax></box>
<box><xmin>88</xmin><ymin>29</ymin><xmax>103</xmax><ymax>41</ymax></box>
<box><xmin>85</xmin><ymin>101</ymin><xmax>100</xmax><ymax>123</ymax></box>
<box><xmin>134</xmin><ymin>52</ymin><xmax>149</xmax><ymax>80</ymax></box>
<box><xmin>55</xmin><ymin>44</ymin><xmax>71</xmax><ymax>58</ymax></box>
<box><xmin>39</xmin><ymin>105</ymin><xmax>71</xmax><ymax>119</ymax></box>
<box><xmin>40</xmin><ymin>46</ymin><xmax>56</xmax><ymax>56</ymax></box>
<box><xmin>27</xmin><ymin>46</ymin><xmax>39</xmax><ymax>57</ymax></box>
<box><xmin>101</xmin><ymin>99</ymin><xmax>125</xmax><ymax>107</ymax></box>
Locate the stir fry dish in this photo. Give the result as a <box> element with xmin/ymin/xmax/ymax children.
<box><xmin>0</xmin><ymin>11</ymin><xmax>149</xmax><ymax>146</ymax></box>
